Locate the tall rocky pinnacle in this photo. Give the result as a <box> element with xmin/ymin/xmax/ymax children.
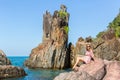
<box><xmin>25</xmin><ymin>5</ymin><xmax>70</xmax><ymax>69</ymax></box>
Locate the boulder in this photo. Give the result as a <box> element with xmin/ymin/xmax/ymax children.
<box><xmin>54</xmin><ymin>71</ymin><xmax>96</xmax><ymax>80</ymax></box>
<box><xmin>54</xmin><ymin>58</ymin><xmax>105</xmax><ymax>80</ymax></box>
<box><xmin>78</xmin><ymin>58</ymin><xmax>105</xmax><ymax>80</ymax></box>
<box><xmin>54</xmin><ymin>58</ymin><xmax>120</xmax><ymax>80</ymax></box>
<box><xmin>0</xmin><ymin>65</ymin><xmax>26</xmax><ymax>79</ymax></box>
<box><xmin>0</xmin><ymin>50</ymin><xmax>26</xmax><ymax>79</ymax></box>
<box><xmin>25</xmin><ymin>5</ymin><xmax>70</xmax><ymax>69</ymax></box>
<box><xmin>103</xmin><ymin>61</ymin><xmax>120</xmax><ymax>80</ymax></box>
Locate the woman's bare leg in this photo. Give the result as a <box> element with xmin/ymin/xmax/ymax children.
<box><xmin>72</xmin><ymin>57</ymin><xmax>83</xmax><ymax>69</ymax></box>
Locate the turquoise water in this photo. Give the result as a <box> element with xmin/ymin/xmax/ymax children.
<box><xmin>4</xmin><ymin>57</ymin><xmax>71</xmax><ymax>80</ymax></box>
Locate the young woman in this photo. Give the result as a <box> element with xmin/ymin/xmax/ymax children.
<box><xmin>72</xmin><ymin>44</ymin><xmax>94</xmax><ymax>69</ymax></box>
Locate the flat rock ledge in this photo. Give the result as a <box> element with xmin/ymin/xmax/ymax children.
<box><xmin>0</xmin><ymin>65</ymin><xmax>26</xmax><ymax>79</ymax></box>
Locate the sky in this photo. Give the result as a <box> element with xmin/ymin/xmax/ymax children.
<box><xmin>0</xmin><ymin>0</ymin><xmax>120</xmax><ymax>56</ymax></box>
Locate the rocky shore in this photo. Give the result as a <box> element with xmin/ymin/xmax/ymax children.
<box><xmin>0</xmin><ymin>50</ymin><xmax>26</xmax><ymax>79</ymax></box>
<box><xmin>54</xmin><ymin>58</ymin><xmax>120</xmax><ymax>80</ymax></box>
<box><xmin>24</xmin><ymin>4</ymin><xmax>120</xmax><ymax>79</ymax></box>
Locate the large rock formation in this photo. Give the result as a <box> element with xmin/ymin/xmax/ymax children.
<box><xmin>25</xmin><ymin>5</ymin><xmax>70</xmax><ymax>69</ymax></box>
<box><xmin>0</xmin><ymin>50</ymin><xmax>26</xmax><ymax>79</ymax></box>
<box><xmin>54</xmin><ymin>58</ymin><xmax>120</xmax><ymax>80</ymax></box>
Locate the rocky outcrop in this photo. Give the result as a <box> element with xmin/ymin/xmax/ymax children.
<box><xmin>0</xmin><ymin>65</ymin><xmax>26</xmax><ymax>79</ymax></box>
<box><xmin>0</xmin><ymin>50</ymin><xmax>26</xmax><ymax>79</ymax></box>
<box><xmin>0</xmin><ymin>50</ymin><xmax>11</xmax><ymax>65</ymax></box>
<box><xmin>54</xmin><ymin>58</ymin><xmax>120</xmax><ymax>80</ymax></box>
<box><xmin>93</xmin><ymin>38</ymin><xmax>120</xmax><ymax>61</ymax></box>
<box><xmin>70</xmin><ymin>36</ymin><xmax>120</xmax><ymax>66</ymax></box>
<box><xmin>25</xmin><ymin>5</ymin><xmax>70</xmax><ymax>69</ymax></box>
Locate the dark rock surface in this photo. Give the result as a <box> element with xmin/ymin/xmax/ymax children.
<box><xmin>0</xmin><ymin>50</ymin><xmax>26</xmax><ymax>79</ymax></box>
<box><xmin>25</xmin><ymin>5</ymin><xmax>70</xmax><ymax>69</ymax></box>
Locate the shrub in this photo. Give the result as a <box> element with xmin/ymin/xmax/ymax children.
<box><xmin>63</xmin><ymin>26</ymin><xmax>69</xmax><ymax>34</ymax></box>
<box><xmin>58</xmin><ymin>10</ymin><xmax>68</xmax><ymax>18</ymax></box>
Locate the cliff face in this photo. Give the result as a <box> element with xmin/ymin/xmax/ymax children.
<box><xmin>25</xmin><ymin>5</ymin><xmax>70</xmax><ymax>69</ymax></box>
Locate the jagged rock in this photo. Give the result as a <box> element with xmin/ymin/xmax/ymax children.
<box><xmin>54</xmin><ymin>71</ymin><xmax>96</xmax><ymax>80</ymax></box>
<box><xmin>25</xmin><ymin>5</ymin><xmax>70</xmax><ymax>69</ymax></box>
<box><xmin>0</xmin><ymin>50</ymin><xmax>11</xmax><ymax>65</ymax></box>
<box><xmin>93</xmin><ymin>38</ymin><xmax>120</xmax><ymax>60</ymax></box>
<box><xmin>101</xmin><ymin>28</ymin><xmax>116</xmax><ymax>40</ymax></box>
<box><xmin>0</xmin><ymin>50</ymin><xmax>26</xmax><ymax>79</ymax></box>
<box><xmin>85</xmin><ymin>36</ymin><xmax>93</xmax><ymax>42</ymax></box>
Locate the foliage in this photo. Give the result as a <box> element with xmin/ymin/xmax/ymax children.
<box><xmin>115</xmin><ymin>27</ymin><xmax>120</xmax><ymax>37</ymax></box>
<box><xmin>63</xmin><ymin>26</ymin><xmax>69</xmax><ymax>34</ymax></box>
<box><xmin>58</xmin><ymin>10</ymin><xmax>68</xmax><ymax>18</ymax></box>
<box><xmin>108</xmin><ymin>13</ymin><xmax>120</xmax><ymax>37</ymax></box>
<box><xmin>97</xmin><ymin>13</ymin><xmax>120</xmax><ymax>38</ymax></box>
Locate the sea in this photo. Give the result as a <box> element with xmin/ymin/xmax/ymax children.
<box><xmin>3</xmin><ymin>57</ymin><xmax>71</xmax><ymax>80</ymax></box>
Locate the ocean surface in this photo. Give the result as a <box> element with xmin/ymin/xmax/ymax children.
<box><xmin>3</xmin><ymin>57</ymin><xmax>71</xmax><ymax>80</ymax></box>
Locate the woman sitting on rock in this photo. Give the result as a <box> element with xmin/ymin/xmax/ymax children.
<box><xmin>72</xmin><ymin>44</ymin><xmax>95</xmax><ymax>69</ymax></box>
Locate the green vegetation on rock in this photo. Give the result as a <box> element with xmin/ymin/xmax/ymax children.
<box><xmin>97</xmin><ymin>13</ymin><xmax>120</xmax><ymax>38</ymax></box>
<box><xmin>58</xmin><ymin>10</ymin><xmax>68</xmax><ymax>18</ymax></box>
<box><xmin>64</xmin><ymin>26</ymin><xmax>69</xmax><ymax>34</ymax></box>
<box><xmin>96</xmin><ymin>31</ymin><xmax>105</xmax><ymax>38</ymax></box>
<box><xmin>108</xmin><ymin>13</ymin><xmax>120</xmax><ymax>37</ymax></box>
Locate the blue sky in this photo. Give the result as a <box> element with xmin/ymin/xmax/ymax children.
<box><xmin>0</xmin><ymin>0</ymin><xmax>120</xmax><ymax>56</ymax></box>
